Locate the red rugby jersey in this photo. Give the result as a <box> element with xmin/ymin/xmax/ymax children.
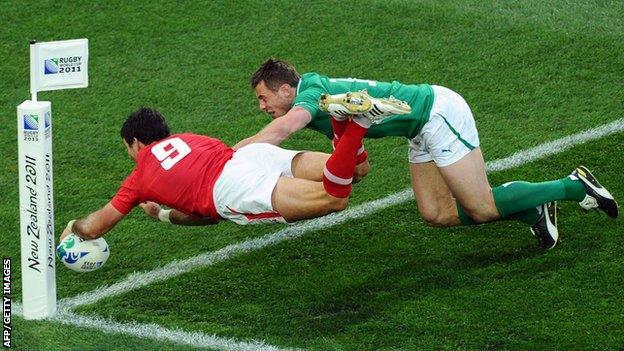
<box><xmin>111</xmin><ymin>133</ymin><xmax>234</xmax><ymax>219</ymax></box>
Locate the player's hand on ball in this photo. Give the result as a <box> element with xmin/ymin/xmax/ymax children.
<box><xmin>140</xmin><ymin>201</ymin><xmax>162</xmax><ymax>219</ymax></box>
<box><xmin>60</xmin><ymin>219</ymin><xmax>76</xmax><ymax>242</ymax></box>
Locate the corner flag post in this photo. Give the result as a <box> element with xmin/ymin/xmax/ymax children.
<box><xmin>17</xmin><ymin>38</ymin><xmax>89</xmax><ymax>319</ymax></box>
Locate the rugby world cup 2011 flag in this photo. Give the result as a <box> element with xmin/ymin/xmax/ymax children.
<box><xmin>17</xmin><ymin>38</ymin><xmax>88</xmax><ymax>319</ymax></box>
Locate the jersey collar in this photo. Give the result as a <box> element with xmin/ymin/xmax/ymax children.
<box><xmin>295</xmin><ymin>78</ymin><xmax>302</xmax><ymax>96</ymax></box>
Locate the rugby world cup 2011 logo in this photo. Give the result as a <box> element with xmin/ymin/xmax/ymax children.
<box><xmin>44</xmin><ymin>111</ymin><xmax>51</xmax><ymax>139</ymax></box>
<box><xmin>56</xmin><ymin>236</ymin><xmax>89</xmax><ymax>264</ymax></box>
<box><xmin>24</xmin><ymin>114</ymin><xmax>39</xmax><ymax>131</ymax></box>
<box><xmin>44</xmin><ymin>58</ymin><xmax>59</xmax><ymax>74</ymax></box>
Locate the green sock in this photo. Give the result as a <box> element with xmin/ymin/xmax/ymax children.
<box><xmin>457</xmin><ymin>201</ymin><xmax>540</xmax><ymax>225</ymax></box>
<box><xmin>505</xmin><ymin>207</ymin><xmax>541</xmax><ymax>225</ymax></box>
<box><xmin>493</xmin><ymin>177</ymin><xmax>585</xmax><ymax>217</ymax></box>
<box><xmin>561</xmin><ymin>176</ymin><xmax>587</xmax><ymax>201</ymax></box>
<box><xmin>457</xmin><ymin>204</ymin><xmax>477</xmax><ymax>225</ymax></box>
<box><xmin>456</xmin><ymin>176</ymin><xmax>586</xmax><ymax>226</ymax></box>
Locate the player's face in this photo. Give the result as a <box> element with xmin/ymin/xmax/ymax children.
<box><xmin>123</xmin><ymin>138</ymin><xmax>139</xmax><ymax>160</ymax></box>
<box><xmin>254</xmin><ymin>81</ymin><xmax>292</xmax><ymax>119</ymax></box>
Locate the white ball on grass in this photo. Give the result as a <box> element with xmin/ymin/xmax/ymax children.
<box><xmin>56</xmin><ymin>233</ymin><xmax>109</xmax><ymax>272</ymax></box>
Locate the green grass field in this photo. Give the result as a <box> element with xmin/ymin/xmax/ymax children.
<box><xmin>1</xmin><ymin>1</ymin><xmax>623</xmax><ymax>350</ymax></box>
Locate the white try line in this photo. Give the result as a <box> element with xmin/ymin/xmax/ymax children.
<box><xmin>11</xmin><ymin>302</ymin><xmax>301</xmax><ymax>351</ymax></box>
<box><xmin>58</xmin><ymin>117</ymin><xmax>624</xmax><ymax>311</ymax></box>
<box><xmin>12</xmin><ymin>117</ymin><xmax>624</xmax><ymax>351</ymax></box>
<box><xmin>49</xmin><ymin>309</ymin><xmax>303</xmax><ymax>351</ymax></box>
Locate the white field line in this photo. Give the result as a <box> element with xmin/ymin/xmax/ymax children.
<box><xmin>11</xmin><ymin>302</ymin><xmax>301</xmax><ymax>351</ymax></box>
<box><xmin>486</xmin><ymin>118</ymin><xmax>624</xmax><ymax>172</ymax></box>
<box><xmin>59</xmin><ymin>188</ymin><xmax>415</xmax><ymax>310</ymax></box>
<box><xmin>58</xmin><ymin>117</ymin><xmax>624</xmax><ymax>311</ymax></box>
<box><xmin>11</xmin><ymin>118</ymin><xmax>624</xmax><ymax>351</ymax></box>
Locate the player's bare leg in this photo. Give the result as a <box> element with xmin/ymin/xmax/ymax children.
<box><xmin>271</xmin><ymin>176</ymin><xmax>348</xmax><ymax>222</ymax></box>
<box><xmin>409</xmin><ymin>161</ymin><xmax>460</xmax><ymax>227</ymax></box>
<box><xmin>437</xmin><ymin>147</ymin><xmax>499</xmax><ymax>223</ymax></box>
<box><xmin>275</xmin><ymin>117</ymin><xmax>370</xmax><ymax>222</ymax></box>
<box><xmin>290</xmin><ymin>151</ymin><xmax>329</xmax><ymax>181</ymax></box>
<box><xmin>291</xmin><ymin>152</ymin><xmax>369</xmax><ymax>183</ymax></box>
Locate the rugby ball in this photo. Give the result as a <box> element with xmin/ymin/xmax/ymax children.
<box><xmin>56</xmin><ymin>233</ymin><xmax>109</xmax><ymax>272</ymax></box>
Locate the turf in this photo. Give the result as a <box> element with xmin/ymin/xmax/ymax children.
<box><xmin>75</xmin><ymin>134</ymin><xmax>623</xmax><ymax>351</ymax></box>
<box><xmin>11</xmin><ymin>316</ymin><xmax>202</xmax><ymax>351</ymax></box>
<box><xmin>0</xmin><ymin>0</ymin><xmax>622</xmax><ymax>350</ymax></box>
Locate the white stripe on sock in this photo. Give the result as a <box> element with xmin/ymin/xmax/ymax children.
<box><xmin>323</xmin><ymin>166</ymin><xmax>353</xmax><ymax>185</ymax></box>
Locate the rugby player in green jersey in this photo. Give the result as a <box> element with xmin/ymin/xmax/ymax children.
<box><xmin>235</xmin><ymin>58</ymin><xmax>619</xmax><ymax>250</ymax></box>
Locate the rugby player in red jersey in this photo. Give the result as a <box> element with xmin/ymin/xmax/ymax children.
<box><xmin>60</xmin><ymin>106</ymin><xmax>383</xmax><ymax>241</ymax></box>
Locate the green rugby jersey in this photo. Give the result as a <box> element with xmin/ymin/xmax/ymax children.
<box><xmin>292</xmin><ymin>72</ymin><xmax>435</xmax><ymax>139</ymax></box>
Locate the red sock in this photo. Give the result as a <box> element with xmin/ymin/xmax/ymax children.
<box><xmin>331</xmin><ymin>117</ymin><xmax>368</xmax><ymax>165</ymax></box>
<box><xmin>356</xmin><ymin>148</ymin><xmax>368</xmax><ymax>165</ymax></box>
<box><xmin>331</xmin><ymin>117</ymin><xmax>348</xmax><ymax>150</ymax></box>
<box><xmin>323</xmin><ymin>122</ymin><xmax>368</xmax><ymax>198</ymax></box>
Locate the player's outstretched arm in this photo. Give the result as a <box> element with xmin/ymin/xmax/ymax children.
<box><xmin>233</xmin><ymin>107</ymin><xmax>312</xmax><ymax>150</ymax></box>
<box><xmin>140</xmin><ymin>201</ymin><xmax>219</xmax><ymax>226</ymax></box>
<box><xmin>61</xmin><ymin>202</ymin><xmax>125</xmax><ymax>241</ymax></box>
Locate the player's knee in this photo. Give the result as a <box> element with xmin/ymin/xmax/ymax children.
<box><xmin>323</xmin><ymin>194</ymin><xmax>349</xmax><ymax>212</ymax></box>
<box><xmin>462</xmin><ymin>206</ymin><xmax>499</xmax><ymax>224</ymax></box>
<box><xmin>328</xmin><ymin>196</ymin><xmax>349</xmax><ymax>212</ymax></box>
<box><xmin>419</xmin><ymin>208</ymin><xmax>455</xmax><ymax>227</ymax></box>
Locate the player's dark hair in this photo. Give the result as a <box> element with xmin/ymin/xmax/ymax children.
<box><xmin>251</xmin><ymin>58</ymin><xmax>300</xmax><ymax>91</ymax></box>
<box><xmin>120</xmin><ymin>107</ymin><xmax>171</xmax><ymax>145</ymax></box>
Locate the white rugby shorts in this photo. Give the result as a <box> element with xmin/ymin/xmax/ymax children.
<box><xmin>408</xmin><ymin>85</ymin><xmax>480</xmax><ymax>167</ymax></box>
<box><xmin>213</xmin><ymin>143</ymin><xmax>300</xmax><ymax>225</ymax></box>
